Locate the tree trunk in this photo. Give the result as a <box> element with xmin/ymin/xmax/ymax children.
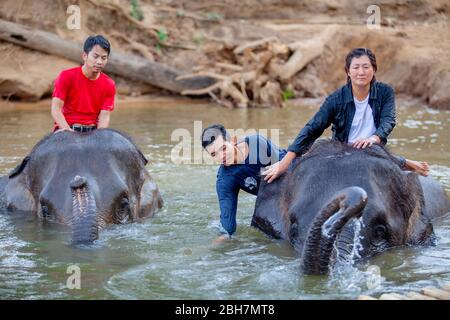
<box><xmin>0</xmin><ymin>19</ymin><xmax>215</xmax><ymax>93</ymax></box>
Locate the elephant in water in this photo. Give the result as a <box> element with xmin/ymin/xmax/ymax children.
<box><xmin>252</xmin><ymin>140</ymin><xmax>449</xmax><ymax>275</ymax></box>
<box><xmin>0</xmin><ymin>129</ymin><xmax>163</xmax><ymax>244</ymax></box>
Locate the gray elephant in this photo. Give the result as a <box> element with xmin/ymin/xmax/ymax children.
<box><xmin>0</xmin><ymin>129</ymin><xmax>163</xmax><ymax>244</ymax></box>
<box><xmin>252</xmin><ymin>140</ymin><xmax>449</xmax><ymax>275</ymax></box>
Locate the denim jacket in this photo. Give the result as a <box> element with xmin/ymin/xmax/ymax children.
<box><xmin>287</xmin><ymin>81</ymin><xmax>396</xmax><ymax>156</ymax></box>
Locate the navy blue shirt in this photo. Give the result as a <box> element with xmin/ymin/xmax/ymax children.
<box><xmin>216</xmin><ymin>135</ymin><xmax>287</xmax><ymax>236</ymax></box>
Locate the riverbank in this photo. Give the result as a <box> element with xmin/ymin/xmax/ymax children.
<box><xmin>0</xmin><ymin>0</ymin><xmax>449</xmax><ymax>109</ymax></box>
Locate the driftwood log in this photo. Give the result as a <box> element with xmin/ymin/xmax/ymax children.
<box><xmin>0</xmin><ymin>18</ymin><xmax>338</xmax><ymax>108</ymax></box>
<box><xmin>0</xmin><ymin>19</ymin><xmax>215</xmax><ymax>94</ymax></box>
<box><xmin>175</xmin><ymin>26</ymin><xmax>338</xmax><ymax>108</ymax></box>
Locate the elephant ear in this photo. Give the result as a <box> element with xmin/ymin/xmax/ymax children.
<box><xmin>404</xmin><ymin>172</ymin><xmax>434</xmax><ymax>246</ymax></box>
<box><xmin>4</xmin><ymin>158</ymin><xmax>36</xmax><ymax>212</ymax></box>
<box><xmin>138</xmin><ymin>176</ymin><xmax>163</xmax><ymax>219</ymax></box>
<box><xmin>251</xmin><ymin>175</ymin><xmax>289</xmax><ymax>239</ymax></box>
<box><xmin>9</xmin><ymin>156</ymin><xmax>30</xmax><ymax>178</ymax></box>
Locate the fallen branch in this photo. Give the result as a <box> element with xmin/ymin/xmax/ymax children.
<box><xmin>176</xmin><ymin>72</ymin><xmax>228</xmax><ymax>81</ymax></box>
<box><xmin>0</xmin><ymin>19</ymin><xmax>216</xmax><ymax>93</ymax></box>
<box><xmin>177</xmin><ymin>71</ymin><xmax>249</xmax><ymax>107</ymax></box>
<box><xmin>276</xmin><ymin>25</ymin><xmax>338</xmax><ymax>79</ymax></box>
<box><xmin>215</xmin><ymin>62</ymin><xmax>243</xmax><ymax>72</ymax></box>
<box><xmin>181</xmin><ymin>82</ymin><xmax>223</xmax><ymax>95</ymax></box>
<box><xmin>233</xmin><ymin>36</ymin><xmax>278</xmax><ymax>54</ymax></box>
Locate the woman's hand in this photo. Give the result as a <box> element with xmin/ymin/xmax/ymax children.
<box><xmin>262</xmin><ymin>152</ymin><xmax>296</xmax><ymax>183</ymax></box>
<box><xmin>351</xmin><ymin>135</ymin><xmax>380</xmax><ymax>149</ymax></box>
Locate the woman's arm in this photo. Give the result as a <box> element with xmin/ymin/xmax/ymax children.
<box><xmin>374</xmin><ymin>85</ymin><xmax>396</xmax><ymax>143</ymax></box>
<box><xmin>263</xmin><ymin>97</ymin><xmax>336</xmax><ymax>183</ymax></box>
<box><xmin>286</xmin><ymin>97</ymin><xmax>336</xmax><ymax>156</ymax></box>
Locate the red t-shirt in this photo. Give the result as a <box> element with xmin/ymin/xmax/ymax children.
<box><xmin>52</xmin><ymin>66</ymin><xmax>116</xmax><ymax>127</ymax></box>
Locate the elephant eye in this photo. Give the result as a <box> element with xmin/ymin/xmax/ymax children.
<box><xmin>374</xmin><ymin>225</ymin><xmax>387</xmax><ymax>238</ymax></box>
<box><xmin>114</xmin><ymin>197</ymin><xmax>131</xmax><ymax>224</ymax></box>
<box><xmin>120</xmin><ymin>197</ymin><xmax>130</xmax><ymax>210</ymax></box>
<box><xmin>42</xmin><ymin>205</ymin><xmax>50</xmax><ymax>217</ymax></box>
<box><xmin>39</xmin><ymin>199</ymin><xmax>51</xmax><ymax>218</ymax></box>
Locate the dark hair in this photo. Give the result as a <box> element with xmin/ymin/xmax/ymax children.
<box><xmin>345</xmin><ymin>48</ymin><xmax>377</xmax><ymax>83</ymax></box>
<box><xmin>83</xmin><ymin>35</ymin><xmax>111</xmax><ymax>56</ymax></box>
<box><xmin>201</xmin><ymin>124</ymin><xmax>229</xmax><ymax>149</ymax></box>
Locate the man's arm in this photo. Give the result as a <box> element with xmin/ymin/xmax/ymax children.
<box><xmin>98</xmin><ymin>80</ymin><xmax>115</xmax><ymax>129</ymax></box>
<box><xmin>215</xmin><ymin>177</ymin><xmax>239</xmax><ymax>241</ymax></box>
<box><xmin>97</xmin><ymin>110</ymin><xmax>111</xmax><ymax>128</ymax></box>
<box><xmin>51</xmin><ymin>97</ymin><xmax>72</xmax><ymax>131</ymax></box>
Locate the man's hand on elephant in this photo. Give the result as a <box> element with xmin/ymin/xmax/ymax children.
<box><xmin>262</xmin><ymin>161</ymin><xmax>287</xmax><ymax>183</ymax></box>
<box><xmin>54</xmin><ymin>127</ymin><xmax>74</xmax><ymax>134</ymax></box>
<box><xmin>262</xmin><ymin>151</ymin><xmax>296</xmax><ymax>183</ymax></box>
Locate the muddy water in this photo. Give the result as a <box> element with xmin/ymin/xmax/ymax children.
<box><xmin>0</xmin><ymin>97</ymin><xmax>449</xmax><ymax>299</ymax></box>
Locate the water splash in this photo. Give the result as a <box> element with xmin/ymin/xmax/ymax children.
<box><xmin>326</xmin><ymin>217</ymin><xmax>368</xmax><ymax>295</ymax></box>
<box><xmin>350</xmin><ymin>217</ymin><xmax>364</xmax><ymax>260</ymax></box>
<box><xmin>321</xmin><ymin>210</ymin><xmax>343</xmax><ymax>239</ymax></box>
<box><xmin>330</xmin><ymin>217</ymin><xmax>365</xmax><ymax>266</ymax></box>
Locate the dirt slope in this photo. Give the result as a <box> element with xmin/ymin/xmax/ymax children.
<box><xmin>0</xmin><ymin>0</ymin><xmax>449</xmax><ymax>108</ymax></box>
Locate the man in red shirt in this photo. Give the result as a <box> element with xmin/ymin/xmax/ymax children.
<box><xmin>51</xmin><ymin>35</ymin><xmax>116</xmax><ymax>133</ymax></box>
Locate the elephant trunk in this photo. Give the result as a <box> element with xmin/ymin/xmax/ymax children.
<box><xmin>70</xmin><ymin>175</ymin><xmax>98</xmax><ymax>244</ymax></box>
<box><xmin>333</xmin><ymin>223</ymin><xmax>358</xmax><ymax>265</ymax></box>
<box><xmin>301</xmin><ymin>186</ymin><xmax>367</xmax><ymax>275</ymax></box>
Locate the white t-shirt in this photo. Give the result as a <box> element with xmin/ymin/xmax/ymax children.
<box><xmin>348</xmin><ymin>95</ymin><xmax>377</xmax><ymax>144</ymax></box>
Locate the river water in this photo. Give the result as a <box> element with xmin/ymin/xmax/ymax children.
<box><xmin>0</xmin><ymin>97</ymin><xmax>449</xmax><ymax>299</ymax></box>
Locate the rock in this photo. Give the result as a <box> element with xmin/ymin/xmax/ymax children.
<box><xmin>0</xmin><ymin>41</ymin><xmax>75</xmax><ymax>101</ymax></box>
<box><xmin>291</xmin><ymin>25</ymin><xmax>450</xmax><ymax>110</ymax></box>
<box><xmin>258</xmin><ymin>81</ymin><xmax>282</xmax><ymax>108</ymax></box>
<box><xmin>428</xmin><ymin>70</ymin><xmax>450</xmax><ymax>109</ymax></box>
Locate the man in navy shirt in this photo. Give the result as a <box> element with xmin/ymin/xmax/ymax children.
<box><xmin>201</xmin><ymin>124</ymin><xmax>286</xmax><ymax>243</ymax></box>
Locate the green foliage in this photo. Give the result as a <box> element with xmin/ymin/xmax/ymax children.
<box><xmin>204</xmin><ymin>12</ymin><xmax>223</xmax><ymax>21</ymax></box>
<box><xmin>281</xmin><ymin>89</ymin><xmax>295</xmax><ymax>101</ymax></box>
<box><xmin>156</xmin><ymin>28</ymin><xmax>168</xmax><ymax>42</ymax></box>
<box><xmin>130</xmin><ymin>0</ymin><xmax>144</xmax><ymax>21</ymax></box>
<box><xmin>192</xmin><ymin>32</ymin><xmax>205</xmax><ymax>45</ymax></box>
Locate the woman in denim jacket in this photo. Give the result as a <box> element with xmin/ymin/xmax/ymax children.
<box><xmin>263</xmin><ymin>48</ymin><xmax>429</xmax><ymax>183</ymax></box>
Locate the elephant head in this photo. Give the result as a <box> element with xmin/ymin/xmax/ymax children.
<box><xmin>252</xmin><ymin>140</ymin><xmax>449</xmax><ymax>275</ymax></box>
<box><xmin>1</xmin><ymin>129</ymin><xmax>163</xmax><ymax>244</ymax></box>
